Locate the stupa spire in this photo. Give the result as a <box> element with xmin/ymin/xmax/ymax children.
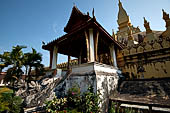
<box><xmin>117</xmin><ymin>0</ymin><xmax>131</xmax><ymax>26</ymax></box>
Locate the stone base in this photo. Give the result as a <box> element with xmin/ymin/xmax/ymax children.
<box><xmin>65</xmin><ymin>62</ymin><xmax>119</xmax><ymax>113</ymax></box>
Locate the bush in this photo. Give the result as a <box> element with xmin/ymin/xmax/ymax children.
<box><xmin>81</xmin><ymin>86</ymin><xmax>101</xmax><ymax>113</ymax></box>
<box><xmin>67</xmin><ymin>84</ymin><xmax>81</xmax><ymax>109</ymax></box>
<box><xmin>45</xmin><ymin>85</ymin><xmax>101</xmax><ymax>113</ymax></box>
<box><xmin>45</xmin><ymin>96</ymin><xmax>67</xmax><ymax>113</ymax></box>
<box><xmin>0</xmin><ymin>93</ymin><xmax>22</xmax><ymax>113</ymax></box>
<box><xmin>109</xmin><ymin>102</ymin><xmax>136</xmax><ymax>113</ymax></box>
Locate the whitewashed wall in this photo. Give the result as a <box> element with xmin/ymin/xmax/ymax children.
<box><xmin>65</xmin><ymin>63</ymin><xmax>97</xmax><ymax>94</ymax></box>
<box><xmin>65</xmin><ymin>75</ymin><xmax>97</xmax><ymax>94</ymax></box>
<box><xmin>64</xmin><ymin>62</ymin><xmax>119</xmax><ymax>113</ymax></box>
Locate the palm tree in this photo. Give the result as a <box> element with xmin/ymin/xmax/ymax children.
<box><xmin>0</xmin><ymin>45</ymin><xmax>45</xmax><ymax>89</ymax></box>
<box><xmin>24</xmin><ymin>48</ymin><xmax>44</xmax><ymax>83</ymax></box>
<box><xmin>0</xmin><ymin>45</ymin><xmax>45</xmax><ymax>113</ymax></box>
<box><xmin>0</xmin><ymin>45</ymin><xmax>26</xmax><ymax>92</ymax></box>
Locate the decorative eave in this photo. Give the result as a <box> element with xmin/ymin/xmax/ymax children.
<box><xmin>42</xmin><ymin>18</ymin><xmax>93</xmax><ymax>51</ymax></box>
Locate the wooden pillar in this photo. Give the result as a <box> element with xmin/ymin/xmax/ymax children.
<box><xmin>149</xmin><ymin>105</ymin><xmax>152</xmax><ymax>113</ymax></box>
<box><xmin>110</xmin><ymin>44</ymin><xmax>117</xmax><ymax>67</ymax></box>
<box><xmin>51</xmin><ymin>46</ymin><xmax>58</xmax><ymax>69</ymax></box>
<box><xmin>49</xmin><ymin>50</ymin><xmax>53</xmax><ymax>68</ymax></box>
<box><xmin>89</xmin><ymin>28</ymin><xmax>95</xmax><ymax>62</ymax></box>
<box><xmin>84</xmin><ymin>30</ymin><xmax>90</xmax><ymax>62</ymax></box>
<box><xmin>78</xmin><ymin>48</ymin><xmax>82</xmax><ymax>65</ymax></box>
<box><xmin>94</xmin><ymin>31</ymin><xmax>99</xmax><ymax>61</ymax></box>
<box><xmin>67</xmin><ymin>55</ymin><xmax>71</xmax><ymax>69</ymax></box>
<box><xmin>113</xmin><ymin>46</ymin><xmax>117</xmax><ymax>67</ymax></box>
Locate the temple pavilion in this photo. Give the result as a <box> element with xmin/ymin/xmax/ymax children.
<box><xmin>42</xmin><ymin>6</ymin><xmax>122</xmax><ymax>71</ymax></box>
<box><xmin>42</xmin><ymin>6</ymin><xmax>123</xmax><ymax>112</ymax></box>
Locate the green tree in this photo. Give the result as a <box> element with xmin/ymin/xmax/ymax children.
<box><xmin>0</xmin><ymin>87</ymin><xmax>11</xmax><ymax>112</ymax></box>
<box><xmin>0</xmin><ymin>45</ymin><xmax>26</xmax><ymax>92</ymax></box>
<box><xmin>0</xmin><ymin>45</ymin><xmax>45</xmax><ymax>113</ymax></box>
<box><xmin>81</xmin><ymin>86</ymin><xmax>101</xmax><ymax>113</ymax></box>
<box><xmin>24</xmin><ymin>48</ymin><xmax>44</xmax><ymax>83</ymax></box>
<box><xmin>0</xmin><ymin>93</ymin><xmax>22</xmax><ymax>113</ymax></box>
<box><xmin>0</xmin><ymin>46</ymin><xmax>44</xmax><ymax>88</ymax></box>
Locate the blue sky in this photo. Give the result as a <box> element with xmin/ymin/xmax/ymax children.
<box><xmin>0</xmin><ymin>0</ymin><xmax>170</xmax><ymax>67</ymax></box>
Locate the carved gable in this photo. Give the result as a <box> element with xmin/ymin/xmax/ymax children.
<box><xmin>64</xmin><ymin>6</ymin><xmax>90</xmax><ymax>33</ymax></box>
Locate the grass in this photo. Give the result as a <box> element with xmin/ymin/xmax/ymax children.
<box><xmin>0</xmin><ymin>87</ymin><xmax>13</xmax><ymax>95</ymax></box>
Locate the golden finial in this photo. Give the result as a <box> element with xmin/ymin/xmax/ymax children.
<box><xmin>73</xmin><ymin>2</ymin><xmax>76</xmax><ymax>6</ymax></box>
<box><xmin>127</xmin><ymin>26</ymin><xmax>134</xmax><ymax>40</ymax></box>
<box><xmin>118</xmin><ymin>0</ymin><xmax>121</xmax><ymax>4</ymax></box>
<box><xmin>112</xmin><ymin>29</ymin><xmax>116</xmax><ymax>39</ymax></box>
<box><xmin>144</xmin><ymin>17</ymin><xmax>147</xmax><ymax>24</ymax></box>
<box><xmin>143</xmin><ymin>17</ymin><xmax>152</xmax><ymax>34</ymax></box>
<box><xmin>112</xmin><ymin>29</ymin><xmax>115</xmax><ymax>35</ymax></box>
<box><xmin>162</xmin><ymin>9</ymin><xmax>169</xmax><ymax>20</ymax></box>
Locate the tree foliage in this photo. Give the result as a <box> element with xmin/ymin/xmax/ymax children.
<box><xmin>45</xmin><ymin>86</ymin><xmax>101</xmax><ymax>113</ymax></box>
<box><xmin>0</xmin><ymin>46</ymin><xmax>25</xmax><ymax>84</ymax></box>
<box><xmin>24</xmin><ymin>48</ymin><xmax>44</xmax><ymax>83</ymax></box>
<box><xmin>0</xmin><ymin>93</ymin><xmax>22</xmax><ymax>113</ymax></box>
<box><xmin>0</xmin><ymin>45</ymin><xmax>45</xmax><ymax>113</ymax></box>
<box><xmin>0</xmin><ymin>45</ymin><xmax>44</xmax><ymax>86</ymax></box>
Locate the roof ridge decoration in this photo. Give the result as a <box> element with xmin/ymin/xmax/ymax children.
<box><xmin>127</xmin><ymin>26</ymin><xmax>134</xmax><ymax>41</ymax></box>
<box><xmin>162</xmin><ymin>9</ymin><xmax>170</xmax><ymax>28</ymax></box>
<box><xmin>127</xmin><ymin>26</ymin><xmax>135</xmax><ymax>47</ymax></box>
<box><xmin>144</xmin><ymin>17</ymin><xmax>152</xmax><ymax>34</ymax></box>
<box><xmin>162</xmin><ymin>9</ymin><xmax>170</xmax><ymax>38</ymax></box>
<box><xmin>162</xmin><ymin>9</ymin><xmax>169</xmax><ymax>21</ymax></box>
<box><xmin>143</xmin><ymin>17</ymin><xmax>157</xmax><ymax>43</ymax></box>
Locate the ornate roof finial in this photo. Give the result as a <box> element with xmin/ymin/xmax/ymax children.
<box><xmin>92</xmin><ymin>8</ymin><xmax>96</xmax><ymax>19</ymax></box>
<box><xmin>127</xmin><ymin>26</ymin><xmax>134</xmax><ymax>41</ymax></box>
<box><xmin>144</xmin><ymin>17</ymin><xmax>147</xmax><ymax>24</ymax></box>
<box><xmin>92</xmin><ymin>8</ymin><xmax>95</xmax><ymax>17</ymax></box>
<box><xmin>162</xmin><ymin>9</ymin><xmax>169</xmax><ymax>20</ymax></box>
<box><xmin>112</xmin><ymin>29</ymin><xmax>115</xmax><ymax>36</ymax></box>
<box><xmin>73</xmin><ymin>2</ymin><xmax>76</xmax><ymax>6</ymax></box>
<box><xmin>161</xmin><ymin>9</ymin><xmax>170</xmax><ymax>37</ymax></box>
<box><xmin>162</xmin><ymin>9</ymin><xmax>170</xmax><ymax>28</ymax></box>
<box><xmin>127</xmin><ymin>26</ymin><xmax>135</xmax><ymax>46</ymax></box>
<box><xmin>118</xmin><ymin>0</ymin><xmax>123</xmax><ymax>8</ymax></box>
<box><xmin>112</xmin><ymin>29</ymin><xmax>117</xmax><ymax>40</ymax></box>
<box><xmin>118</xmin><ymin>0</ymin><xmax>121</xmax><ymax>4</ymax></box>
<box><xmin>143</xmin><ymin>17</ymin><xmax>152</xmax><ymax>34</ymax></box>
<box><xmin>87</xmin><ymin>12</ymin><xmax>89</xmax><ymax>16</ymax></box>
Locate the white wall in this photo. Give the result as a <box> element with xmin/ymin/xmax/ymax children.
<box><xmin>64</xmin><ymin>62</ymin><xmax>119</xmax><ymax>113</ymax></box>
<box><xmin>65</xmin><ymin>75</ymin><xmax>97</xmax><ymax>94</ymax></box>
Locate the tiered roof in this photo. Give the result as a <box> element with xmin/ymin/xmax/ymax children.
<box><xmin>42</xmin><ymin>6</ymin><xmax>123</xmax><ymax>57</ymax></box>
